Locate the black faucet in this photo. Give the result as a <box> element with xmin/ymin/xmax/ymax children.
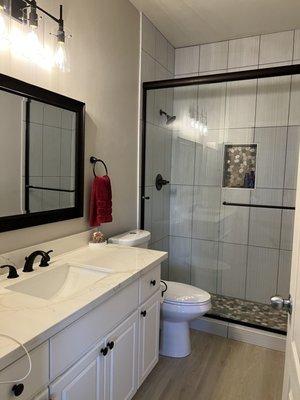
<box><xmin>0</xmin><ymin>265</ymin><xmax>19</xmax><ymax>279</ymax></box>
<box><xmin>23</xmin><ymin>250</ymin><xmax>53</xmax><ymax>273</ymax></box>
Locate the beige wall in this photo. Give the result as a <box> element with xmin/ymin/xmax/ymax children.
<box><xmin>0</xmin><ymin>0</ymin><xmax>140</xmax><ymax>253</ymax></box>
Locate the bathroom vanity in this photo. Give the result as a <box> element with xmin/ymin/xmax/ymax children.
<box><xmin>0</xmin><ymin>243</ymin><xmax>167</xmax><ymax>400</ymax></box>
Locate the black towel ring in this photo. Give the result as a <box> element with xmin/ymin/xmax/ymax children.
<box><xmin>90</xmin><ymin>156</ymin><xmax>108</xmax><ymax>177</ymax></box>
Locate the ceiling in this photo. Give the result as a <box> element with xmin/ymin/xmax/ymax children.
<box><xmin>129</xmin><ymin>0</ymin><xmax>300</xmax><ymax>48</ymax></box>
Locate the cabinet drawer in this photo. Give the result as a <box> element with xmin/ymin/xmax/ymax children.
<box><xmin>139</xmin><ymin>265</ymin><xmax>161</xmax><ymax>304</ymax></box>
<box><xmin>50</xmin><ymin>280</ymin><xmax>139</xmax><ymax>380</ymax></box>
<box><xmin>0</xmin><ymin>342</ymin><xmax>49</xmax><ymax>400</ymax></box>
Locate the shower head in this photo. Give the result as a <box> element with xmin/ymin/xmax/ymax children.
<box><xmin>160</xmin><ymin>109</ymin><xmax>176</xmax><ymax>126</ymax></box>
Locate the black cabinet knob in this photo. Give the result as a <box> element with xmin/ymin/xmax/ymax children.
<box><xmin>150</xmin><ymin>280</ymin><xmax>156</xmax><ymax>286</ymax></box>
<box><xmin>100</xmin><ymin>347</ymin><xmax>108</xmax><ymax>356</ymax></box>
<box><xmin>141</xmin><ymin>310</ymin><xmax>147</xmax><ymax>317</ymax></box>
<box><xmin>107</xmin><ymin>341</ymin><xmax>115</xmax><ymax>350</ymax></box>
<box><xmin>12</xmin><ymin>384</ymin><xmax>24</xmax><ymax>397</ymax></box>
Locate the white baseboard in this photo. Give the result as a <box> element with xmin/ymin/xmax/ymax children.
<box><xmin>228</xmin><ymin>323</ymin><xmax>286</xmax><ymax>352</ymax></box>
<box><xmin>190</xmin><ymin>317</ymin><xmax>228</xmax><ymax>337</ymax></box>
<box><xmin>191</xmin><ymin>317</ymin><xmax>286</xmax><ymax>352</ymax></box>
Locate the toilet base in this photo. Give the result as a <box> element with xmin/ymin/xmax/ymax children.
<box><xmin>159</xmin><ymin>320</ymin><xmax>191</xmax><ymax>358</ymax></box>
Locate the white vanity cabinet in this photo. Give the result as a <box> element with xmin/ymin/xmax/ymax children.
<box><xmin>1</xmin><ymin>264</ymin><xmax>162</xmax><ymax>400</ymax></box>
<box><xmin>102</xmin><ymin>311</ymin><xmax>139</xmax><ymax>400</ymax></box>
<box><xmin>0</xmin><ymin>342</ymin><xmax>49</xmax><ymax>400</ymax></box>
<box><xmin>50</xmin><ymin>312</ymin><xmax>139</xmax><ymax>400</ymax></box>
<box><xmin>49</xmin><ymin>341</ymin><xmax>103</xmax><ymax>400</ymax></box>
<box><xmin>138</xmin><ymin>291</ymin><xmax>161</xmax><ymax>386</ymax></box>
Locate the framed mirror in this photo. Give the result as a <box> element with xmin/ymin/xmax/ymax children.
<box><xmin>0</xmin><ymin>73</ymin><xmax>85</xmax><ymax>232</ymax></box>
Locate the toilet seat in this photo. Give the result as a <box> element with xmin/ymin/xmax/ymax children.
<box><xmin>163</xmin><ymin>281</ymin><xmax>211</xmax><ymax>306</ymax></box>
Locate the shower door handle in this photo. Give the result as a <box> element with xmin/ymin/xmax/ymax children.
<box><xmin>271</xmin><ymin>295</ymin><xmax>293</xmax><ymax>315</ymax></box>
<box><xmin>156</xmin><ymin>174</ymin><xmax>170</xmax><ymax>191</ymax></box>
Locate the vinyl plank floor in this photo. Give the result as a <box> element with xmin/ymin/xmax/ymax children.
<box><xmin>133</xmin><ymin>330</ymin><xmax>285</xmax><ymax>400</ymax></box>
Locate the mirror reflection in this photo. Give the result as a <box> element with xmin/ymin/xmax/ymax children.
<box><xmin>0</xmin><ymin>91</ymin><xmax>76</xmax><ymax>218</ymax></box>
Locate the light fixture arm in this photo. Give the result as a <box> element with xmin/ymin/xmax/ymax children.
<box><xmin>23</xmin><ymin>0</ymin><xmax>63</xmax><ymax>26</ymax></box>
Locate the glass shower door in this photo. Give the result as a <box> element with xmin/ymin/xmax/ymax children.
<box><xmin>142</xmin><ymin>68</ymin><xmax>300</xmax><ymax>334</ymax></box>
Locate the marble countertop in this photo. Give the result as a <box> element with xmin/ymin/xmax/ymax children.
<box><xmin>0</xmin><ymin>244</ymin><xmax>167</xmax><ymax>371</ymax></box>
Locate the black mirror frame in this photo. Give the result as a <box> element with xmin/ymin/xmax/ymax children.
<box><xmin>0</xmin><ymin>73</ymin><xmax>85</xmax><ymax>233</ymax></box>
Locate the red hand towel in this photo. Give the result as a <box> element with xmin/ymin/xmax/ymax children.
<box><xmin>89</xmin><ymin>175</ymin><xmax>113</xmax><ymax>227</ymax></box>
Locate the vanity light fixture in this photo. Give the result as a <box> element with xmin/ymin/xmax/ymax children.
<box><xmin>1</xmin><ymin>0</ymin><xmax>70</xmax><ymax>71</ymax></box>
<box><xmin>21</xmin><ymin>1</ymin><xmax>69</xmax><ymax>71</ymax></box>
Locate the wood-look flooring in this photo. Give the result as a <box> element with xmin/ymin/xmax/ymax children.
<box><xmin>134</xmin><ymin>330</ymin><xmax>285</xmax><ymax>400</ymax></box>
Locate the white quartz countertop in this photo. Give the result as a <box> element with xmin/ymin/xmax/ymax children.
<box><xmin>0</xmin><ymin>244</ymin><xmax>167</xmax><ymax>371</ymax></box>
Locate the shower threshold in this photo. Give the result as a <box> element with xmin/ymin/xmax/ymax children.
<box><xmin>205</xmin><ymin>294</ymin><xmax>287</xmax><ymax>335</ymax></box>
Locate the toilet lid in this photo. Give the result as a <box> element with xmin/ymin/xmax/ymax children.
<box><xmin>163</xmin><ymin>281</ymin><xmax>211</xmax><ymax>305</ymax></box>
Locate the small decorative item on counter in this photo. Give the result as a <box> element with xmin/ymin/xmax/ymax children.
<box><xmin>89</xmin><ymin>230</ymin><xmax>107</xmax><ymax>247</ymax></box>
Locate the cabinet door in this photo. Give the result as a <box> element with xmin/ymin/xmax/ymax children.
<box><xmin>49</xmin><ymin>342</ymin><xmax>104</xmax><ymax>400</ymax></box>
<box><xmin>138</xmin><ymin>291</ymin><xmax>160</xmax><ymax>385</ymax></box>
<box><xmin>104</xmin><ymin>311</ymin><xmax>139</xmax><ymax>400</ymax></box>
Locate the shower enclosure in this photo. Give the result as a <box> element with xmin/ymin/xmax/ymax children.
<box><xmin>141</xmin><ymin>64</ymin><xmax>300</xmax><ymax>334</ymax></box>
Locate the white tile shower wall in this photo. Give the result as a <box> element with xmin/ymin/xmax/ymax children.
<box><xmin>168</xmin><ymin>29</ymin><xmax>300</xmax><ymax>303</ymax></box>
<box><xmin>140</xmin><ymin>14</ymin><xmax>174</xmax><ymax>268</ymax></box>
<box><xmin>29</xmin><ymin>101</ymin><xmax>75</xmax><ymax>213</ymax></box>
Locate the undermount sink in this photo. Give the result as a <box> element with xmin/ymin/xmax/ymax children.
<box><xmin>7</xmin><ymin>263</ymin><xmax>112</xmax><ymax>300</ymax></box>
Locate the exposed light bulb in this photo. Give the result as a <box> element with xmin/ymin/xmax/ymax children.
<box><xmin>0</xmin><ymin>2</ymin><xmax>9</xmax><ymax>51</ymax></box>
<box><xmin>55</xmin><ymin>40</ymin><xmax>68</xmax><ymax>71</ymax></box>
<box><xmin>26</xmin><ymin>28</ymin><xmax>41</xmax><ymax>61</ymax></box>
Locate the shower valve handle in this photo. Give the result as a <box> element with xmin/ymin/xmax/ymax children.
<box><xmin>156</xmin><ymin>174</ymin><xmax>170</xmax><ymax>191</ymax></box>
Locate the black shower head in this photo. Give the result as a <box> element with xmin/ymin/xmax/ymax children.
<box><xmin>160</xmin><ymin>109</ymin><xmax>176</xmax><ymax>125</ymax></box>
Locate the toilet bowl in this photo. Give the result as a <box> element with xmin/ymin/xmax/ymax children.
<box><xmin>160</xmin><ymin>281</ymin><xmax>211</xmax><ymax>358</ymax></box>
<box><xmin>108</xmin><ymin>230</ymin><xmax>211</xmax><ymax>358</ymax></box>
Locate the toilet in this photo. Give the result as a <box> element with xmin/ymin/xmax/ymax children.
<box><xmin>108</xmin><ymin>229</ymin><xmax>151</xmax><ymax>248</ymax></box>
<box><xmin>160</xmin><ymin>281</ymin><xmax>211</xmax><ymax>358</ymax></box>
<box><xmin>108</xmin><ymin>230</ymin><xmax>211</xmax><ymax>358</ymax></box>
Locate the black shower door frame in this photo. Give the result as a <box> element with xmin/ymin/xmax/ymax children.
<box><xmin>140</xmin><ymin>63</ymin><xmax>300</xmax><ymax>228</ymax></box>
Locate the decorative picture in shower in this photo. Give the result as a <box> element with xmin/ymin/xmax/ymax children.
<box><xmin>223</xmin><ymin>144</ymin><xmax>257</xmax><ymax>188</ymax></box>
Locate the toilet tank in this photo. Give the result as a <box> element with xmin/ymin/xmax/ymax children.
<box><xmin>108</xmin><ymin>229</ymin><xmax>151</xmax><ymax>248</ymax></box>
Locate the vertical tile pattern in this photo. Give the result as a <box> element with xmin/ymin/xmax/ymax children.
<box><xmin>248</xmin><ymin>189</ymin><xmax>283</xmax><ymax>248</ymax></box>
<box><xmin>194</xmin><ymin>130</ymin><xmax>224</xmax><ymax>186</ymax></box>
<box><xmin>175</xmin><ymin>46</ymin><xmax>200</xmax><ymax>76</ymax></box>
<box><xmin>255</xmin><ymin>76</ymin><xmax>291</xmax><ymax>127</ymax></box>
<box><xmin>218</xmin><ymin>243</ymin><xmax>247</xmax><ymax>298</ymax></box>
<box><xmin>169</xmin><ymin>236</ymin><xmax>191</xmax><ymax>283</ymax></box>
<box><xmin>246</xmin><ymin>247</ymin><xmax>279</xmax><ymax>304</ymax></box>
<box><xmin>191</xmin><ymin>239</ymin><xmax>218</xmax><ymax>292</ymax></box>
<box><xmin>192</xmin><ymin>186</ymin><xmax>221</xmax><ymax>241</ymax></box>
<box><xmin>159</xmin><ymin>29</ymin><xmax>298</xmax><ymax>307</ymax></box>
<box><xmin>254</xmin><ymin>127</ymin><xmax>287</xmax><ymax>188</ymax></box>
<box><xmin>140</xmin><ymin>14</ymin><xmax>175</xmax><ymax>253</ymax></box>
<box><xmin>199</xmin><ymin>41</ymin><xmax>228</xmax><ymax>72</ymax></box>
<box><xmin>284</xmin><ymin>127</ymin><xmax>300</xmax><ymax>189</ymax></box>
<box><xmin>170</xmin><ymin>185</ymin><xmax>193</xmax><ymax>237</ymax></box>
<box><xmin>278</xmin><ymin>250</ymin><xmax>292</xmax><ymax>298</ymax></box>
<box><xmin>228</xmin><ymin>36</ymin><xmax>259</xmax><ymax>69</ymax></box>
<box><xmin>28</xmin><ymin>103</ymin><xmax>76</xmax><ymax>213</ymax></box>
<box><xmin>225</xmin><ymin>79</ymin><xmax>257</xmax><ymax>128</ymax></box>
<box><xmin>259</xmin><ymin>31</ymin><xmax>294</xmax><ymax>65</ymax></box>
<box><xmin>220</xmin><ymin>189</ymin><xmax>250</xmax><ymax>245</ymax></box>
<box><xmin>289</xmin><ymin>76</ymin><xmax>300</xmax><ymax>125</ymax></box>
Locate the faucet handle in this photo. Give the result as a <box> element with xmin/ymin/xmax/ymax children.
<box><xmin>40</xmin><ymin>250</ymin><xmax>53</xmax><ymax>267</ymax></box>
<box><xmin>0</xmin><ymin>265</ymin><xmax>19</xmax><ymax>279</ymax></box>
